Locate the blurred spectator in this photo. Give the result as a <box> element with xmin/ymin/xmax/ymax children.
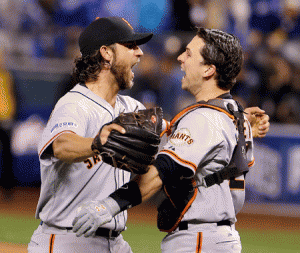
<box><xmin>227</xmin><ymin>0</ymin><xmax>251</xmax><ymax>47</ymax></box>
<box><xmin>53</xmin><ymin>73</ymin><xmax>77</xmax><ymax>104</ymax></box>
<box><xmin>172</xmin><ymin>0</ymin><xmax>194</xmax><ymax>31</ymax></box>
<box><xmin>249</xmin><ymin>0</ymin><xmax>281</xmax><ymax>34</ymax></box>
<box><xmin>0</xmin><ymin>48</ymin><xmax>17</xmax><ymax>200</ymax></box>
<box><xmin>129</xmin><ymin>52</ymin><xmax>163</xmax><ymax>109</ymax></box>
<box><xmin>205</xmin><ymin>0</ymin><xmax>228</xmax><ymax>30</ymax></box>
<box><xmin>280</xmin><ymin>0</ymin><xmax>300</xmax><ymax>39</ymax></box>
<box><xmin>2</xmin><ymin>0</ymin><xmax>300</xmax><ymax>125</ymax></box>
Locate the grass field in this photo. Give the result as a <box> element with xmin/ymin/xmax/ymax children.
<box><xmin>0</xmin><ymin>211</ymin><xmax>299</xmax><ymax>252</ymax></box>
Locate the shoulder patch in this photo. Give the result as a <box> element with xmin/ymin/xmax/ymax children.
<box><xmin>169</xmin><ymin>128</ymin><xmax>194</xmax><ymax>146</ymax></box>
<box><xmin>51</xmin><ymin>122</ymin><xmax>78</xmax><ymax>134</ymax></box>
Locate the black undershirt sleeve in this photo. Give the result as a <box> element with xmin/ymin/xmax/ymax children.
<box><xmin>153</xmin><ymin>154</ymin><xmax>194</xmax><ymax>184</ymax></box>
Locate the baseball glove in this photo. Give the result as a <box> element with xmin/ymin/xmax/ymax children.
<box><xmin>92</xmin><ymin>107</ymin><xmax>163</xmax><ymax>174</ymax></box>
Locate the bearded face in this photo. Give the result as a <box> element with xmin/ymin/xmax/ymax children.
<box><xmin>110</xmin><ymin>57</ymin><xmax>134</xmax><ymax>90</ymax></box>
<box><xmin>110</xmin><ymin>42</ymin><xmax>142</xmax><ymax>91</ymax></box>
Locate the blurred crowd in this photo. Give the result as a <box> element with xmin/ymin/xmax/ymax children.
<box><xmin>0</xmin><ymin>0</ymin><xmax>300</xmax><ymax>123</ymax></box>
<box><xmin>0</xmin><ymin>0</ymin><xmax>300</xmax><ymax>192</ymax></box>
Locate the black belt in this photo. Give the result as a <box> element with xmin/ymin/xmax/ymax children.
<box><xmin>92</xmin><ymin>227</ymin><xmax>121</xmax><ymax>238</ymax></box>
<box><xmin>40</xmin><ymin>221</ymin><xmax>121</xmax><ymax>238</ymax></box>
<box><xmin>178</xmin><ymin>220</ymin><xmax>231</xmax><ymax>231</ymax></box>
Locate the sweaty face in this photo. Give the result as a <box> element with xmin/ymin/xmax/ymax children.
<box><xmin>111</xmin><ymin>43</ymin><xmax>142</xmax><ymax>90</ymax></box>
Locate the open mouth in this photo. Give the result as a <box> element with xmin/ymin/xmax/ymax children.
<box><xmin>131</xmin><ymin>61</ymin><xmax>139</xmax><ymax>79</ymax></box>
<box><xmin>181</xmin><ymin>67</ymin><xmax>186</xmax><ymax>79</ymax></box>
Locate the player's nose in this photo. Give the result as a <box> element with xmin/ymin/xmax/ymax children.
<box><xmin>177</xmin><ymin>52</ymin><xmax>184</xmax><ymax>63</ymax></box>
<box><xmin>134</xmin><ymin>46</ymin><xmax>143</xmax><ymax>56</ymax></box>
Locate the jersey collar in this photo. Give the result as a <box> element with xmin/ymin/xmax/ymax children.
<box><xmin>217</xmin><ymin>92</ymin><xmax>232</xmax><ymax>99</ymax></box>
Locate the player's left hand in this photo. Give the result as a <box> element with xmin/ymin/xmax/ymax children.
<box><xmin>72</xmin><ymin>197</ymin><xmax>120</xmax><ymax>237</ymax></box>
<box><xmin>244</xmin><ymin>107</ymin><xmax>270</xmax><ymax>138</ymax></box>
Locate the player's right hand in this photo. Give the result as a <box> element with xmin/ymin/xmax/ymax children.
<box><xmin>99</xmin><ymin>123</ymin><xmax>126</xmax><ymax>145</ymax></box>
<box><xmin>72</xmin><ymin>198</ymin><xmax>117</xmax><ymax>237</ymax></box>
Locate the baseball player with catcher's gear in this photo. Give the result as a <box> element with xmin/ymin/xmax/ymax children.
<box><xmin>28</xmin><ymin>16</ymin><xmax>269</xmax><ymax>252</ymax></box>
<box><xmin>27</xmin><ymin>17</ymin><xmax>161</xmax><ymax>253</ymax></box>
<box><xmin>72</xmin><ymin>28</ymin><xmax>270</xmax><ymax>252</ymax></box>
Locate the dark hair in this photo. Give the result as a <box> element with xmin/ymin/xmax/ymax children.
<box><xmin>72</xmin><ymin>45</ymin><xmax>115</xmax><ymax>83</ymax></box>
<box><xmin>197</xmin><ymin>28</ymin><xmax>243</xmax><ymax>90</ymax></box>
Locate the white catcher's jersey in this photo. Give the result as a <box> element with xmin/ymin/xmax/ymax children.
<box><xmin>159</xmin><ymin>98</ymin><xmax>254</xmax><ymax>224</ymax></box>
<box><xmin>36</xmin><ymin>84</ymin><xmax>145</xmax><ymax>231</ymax></box>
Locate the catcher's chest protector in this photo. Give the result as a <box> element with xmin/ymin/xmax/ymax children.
<box><xmin>157</xmin><ymin>97</ymin><xmax>248</xmax><ymax>232</ymax></box>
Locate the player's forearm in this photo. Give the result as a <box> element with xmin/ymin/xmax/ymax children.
<box><xmin>133</xmin><ymin>165</ymin><xmax>163</xmax><ymax>203</ymax></box>
<box><xmin>107</xmin><ymin>165</ymin><xmax>163</xmax><ymax>214</ymax></box>
<box><xmin>53</xmin><ymin>133</ymin><xmax>94</xmax><ymax>163</ymax></box>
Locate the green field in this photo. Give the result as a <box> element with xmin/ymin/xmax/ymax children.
<box><xmin>1</xmin><ymin>212</ymin><xmax>299</xmax><ymax>252</ymax></box>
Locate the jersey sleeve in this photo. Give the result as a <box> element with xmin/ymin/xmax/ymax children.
<box><xmin>159</xmin><ymin>110</ymin><xmax>228</xmax><ymax>177</ymax></box>
<box><xmin>38</xmin><ymin>103</ymin><xmax>88</xmax><ymax>162</ymax></box>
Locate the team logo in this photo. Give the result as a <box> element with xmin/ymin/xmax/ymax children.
<box><xmin>151</xmin><ymin>115</ymin><xmax>157</xmax><ymax>124</ymax></box>
<box><xmin>169</xmin><ymin>128</ymin><xmax>194</xmax><ymax>146</ymax></box>
<box><xmin>122</xmin><ymin>18</ymin><xmax>134</xmax><ymax>30</ymax></box>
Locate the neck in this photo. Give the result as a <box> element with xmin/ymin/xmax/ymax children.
<box><xmin>86</xmin><ymin>70</ymin><xmax>119</xmax><ymax>107</ymax></box>
<box><xmin>194</xmin><ymin>81</ymin><xmax>229</xmax><ymax>102</ymax></box>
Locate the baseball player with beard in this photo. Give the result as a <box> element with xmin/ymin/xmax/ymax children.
<box><xmin>27</xmin><ymin>16</ymin><xmax>269</xmax><ymax>253</ymax></box>
<box><xmin>72</xmin><ymin>27</ymin><xmax>270</xmax><ymax>252</ymax></box>
<box><xmin>27</xmin><ymin>17</ymin><xmax>155</xmax><ymax>253</ymax></box>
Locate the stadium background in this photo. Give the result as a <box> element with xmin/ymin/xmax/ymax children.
<box><xmin>0</xmin><ymin>0</ymin><xmax>299</xmax><ymax>252</ymax></box>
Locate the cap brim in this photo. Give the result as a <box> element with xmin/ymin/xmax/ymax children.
<box><xmin>119</xmin><ymin>33</ymin><xmax>153</xmax><ymax>45</ymax></box>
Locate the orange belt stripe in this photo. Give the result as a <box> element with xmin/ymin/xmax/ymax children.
<box><xmin>49</xmin><ymin>234</ymin><xmax>55</xmax><ymax>253</ymax></box>
<box><xmin>196</xmin><ymin>232</ymin><xmax>203</xmax><ymax>252</ymax></box>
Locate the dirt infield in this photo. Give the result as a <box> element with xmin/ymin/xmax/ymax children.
<box><xmin>1</xmin><ymin>187</ymin><xmax>299</xmax><ymax>252</ymax></box>
<box><xmin>0</xmin><ymin>242</ymin><xmax>27</xmax><ymax>253</ymax></box>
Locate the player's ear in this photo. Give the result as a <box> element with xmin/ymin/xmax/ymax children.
<box><xmin>100</xmin><ymin>45</ymin><xmax>113</xmax><ymax>62</ymax></box>
<box><xmin>203</xmin><ymin>65</ymin><xmax>216</xmax><ymax>78</ymax></box>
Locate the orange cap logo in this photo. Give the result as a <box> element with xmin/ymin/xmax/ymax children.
<box><xmin>122</xmin><ymin>18</ymin><xmax>134</xmax><ymax>30</ymax></box>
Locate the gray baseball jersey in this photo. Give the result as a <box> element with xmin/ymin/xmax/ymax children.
<box><xmin>35</xmin><ymin>84</ymin><xmax>145</xmax><ymax>230</ymax></box>
<box><xmin>159</xmin><ymin>99</ymin><xmax>254</xmax><ymax>222</ymax></box>
<box><xmin>230</xmin><ymin>118</ymin><xmax>254</xmax><ymax>216</ymax></box>
<box><xmin>158</xmin><ymin>98</ymin><xmax>254</xmax><ymax>252</ymax></box>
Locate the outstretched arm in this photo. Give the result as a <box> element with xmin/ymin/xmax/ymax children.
<box><xmin>52</xmin><ymin>123</ymin><xmax>125</xmax><ymax>163</ymax></box>
<box><xmin>245</xmin><ymin>107</ymin><xmax>270</xmax><ymax>138</ymax></box>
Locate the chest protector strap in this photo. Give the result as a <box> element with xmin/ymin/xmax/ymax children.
<box><xmin>157</xmin><ymin>94</ymin><xmax>248</xmax><ymax>232</ymax></box>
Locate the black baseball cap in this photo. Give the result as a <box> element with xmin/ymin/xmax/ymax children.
<box><xmin>79</xmin><ymin>17</ymin><xmax>153</xmax><ymax>56</ymax></box>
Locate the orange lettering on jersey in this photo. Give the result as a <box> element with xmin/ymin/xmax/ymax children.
<box><xmin>84</xmin><ymin>158</ymin><xmax>93</xmax><ymax>169</ymax></box>
<box><xmin>93</xmin><ymin>154</ymin><xmax>101</xmax><ymax>164</ymax></box>
<box><xmin>179</xmin><ymin>134</ymin><xmax>186</xmax><ymax>140</ymax></box>
<box><xmin>187</xmin><ymin>139</ymin><xmax>194</xmax><ymax>145</ymax></box>
<box><xmin>84</xmin><ymin>155</ymin><xmax>102</xmax><ymax>169</ymax></box>
<box><xmin>170</xmin><ymin>128</ymin><xmax>194</xmax><ymax>146</ymax></box>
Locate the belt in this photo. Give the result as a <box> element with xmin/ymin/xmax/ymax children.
<box><xmin>178</xmin><ymin>220</ymin><xmax>231</xmax><ymax>231</ymax></box>
<box><xmin>40</xmin><ymin>221</ymin><xmax>121</xmax><ymax>238</ymax></box>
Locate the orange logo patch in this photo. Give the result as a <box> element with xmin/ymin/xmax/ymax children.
<box><xmin>151</xmin><ymin>115</ymin><xmax>157</xmax><ymax>124</ymax></box>
<box><xmin>170</xmin><ymin>128</ymin><xmax>194</xmax><ymax>146</ymax></box>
